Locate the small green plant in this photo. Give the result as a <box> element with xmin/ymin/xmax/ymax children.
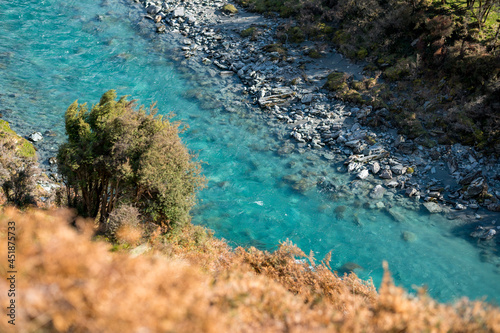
<box><xmin>263</xmin><ymin>43</ymin><xmax>287</xmax><ymax>55</ymax></box>
<box><xmin>222</xmin><ymin>4</ymin><xmax>238</xmax><ymax>14</ymax></box>
<box><xmin>324</xmin><ymin>71</ymin><xmax>348</xmax><ymax>91</ymax></box>
<box><xmin>240</xmin><ymin>27</ymin><xmax>257</xmax><ymax>38</ymax></box>
<box><xmin>307</xmin><ymin>49</ymin><xmax>322</xmax><ymax>58</ymax></box>
<box><xmin>287</xmin><ymin>26</ymin><xmax>306</xmax><ymax>43</ymax></box>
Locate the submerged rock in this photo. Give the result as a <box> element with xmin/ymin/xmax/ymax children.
<box><xmin>401</xmin><ymin>231</ymin><xmax>417</xmax><ymax>242</ymax></box>
<box><xmin>423</xmin><ymin>202</ymin><xmax>443</xmax><ymax>214</ymax></box>
<box><xmin>370</xmin><ymin>185</ymin><xmax>386</xmax><ymax>199</ymax></box>
<box><xmin>335</xmin><ymin>205</ymin><xmax>347</xmax><ymax>219</ymax></box>
<box><xmin>387</xmin><ymin>208</ymin><xmax>405</xmax><ymax>222</ymax></box>
<box><xmin>470</xmin><ymin>226</ymin><xmax>498</xmax><ymax>240</ymax></box>
<box><xmin>338</xmin><ymin>262</ymin><xmax>363</xmax><ymax>275</ymax></box>
<box><xmin>487</xmin><ymin>203</ymin><xmax>500</xmax><ymax>212</ymax></box>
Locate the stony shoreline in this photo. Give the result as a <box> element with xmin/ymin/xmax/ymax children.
<box><xmin>132</xmin><ymin>0</ymin><xmax>500</xmax><ymax>238</ymax></box>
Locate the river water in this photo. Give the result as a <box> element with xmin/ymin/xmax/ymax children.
<box><xmin>1</xmin><ymin>0</ymin><xmax>499</xmax><ymax>303</ymax></box>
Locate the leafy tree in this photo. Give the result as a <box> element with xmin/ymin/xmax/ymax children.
<box><xmin>57</xmin><ymin>90</ymin><xmax>205</xmax><ymax>230</ymax></box>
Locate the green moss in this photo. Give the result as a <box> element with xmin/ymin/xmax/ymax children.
<box><xmin>0</xmin><ymin>119</ymin><xmax>17</xmax><ymax>136</ymax></box>
<box><xmin>365</xmin><ymin>135</ymin><xmax>376</xmax><ymax>145</ymax></box>
<box><xmin>241</xmin><ymin>27</ymin><xmax>257</xmax><ymax>38</ymax></box>
<box><xmin>406</xmin><ymin>167</ymin><xmax>414</xmax><ymax>174</ymax></box>
<box><xmin>307</xmin><ymin>49</ymin><xmax>322</xmax><ymax>58</ymax></box>
<box><xmin>356</xmin><ymin>48</ymin><xmax>368</xmax><ymax>60</ymax></box>
<box><xmin>222</xmin><ymin>4</ymin><xmax>238</xmax><ymax>14</ymax></box>
<box><xmin>19</xmin><ymin>140</ymin><xmax>36</xmax><ymax>159</ymax></box>
<box><xmin>324</xmin><ymin>71</ymin><xmax>348</xmax><ymax>91</ymax></box>
<box><xmin>332</xmin><ymin>30</ymin><xmax>350</xmax><ymax>44</ymax></box>
<box><xmin>287</xmin><ymin>26</ymin><xmax>305</xmax><ymax>43</ymax></box>
<box><xmin>0</xmin><ymin>120</ymin><xmax>36</xmax><ymax>159</ymax></box>
<box><xmin>351</xmin><ymin>80</ymin><xmax>365</xmax><ymax>91</ymax></box>
<box><xmin>364</xmin><ymin>78</ymin><xmax>377</xmax><ymax>89</ymax></box>
<box><xmin>344</xmin><ymin>89</ymin><xmax>364</xmax><ymax>104</ymax></box>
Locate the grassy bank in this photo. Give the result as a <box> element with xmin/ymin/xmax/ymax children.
<box><xmin>237</xmin><ymin>0</ymin><xmax>500</xmax><ymax>152</ymax></box>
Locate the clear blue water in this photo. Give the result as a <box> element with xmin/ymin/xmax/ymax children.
<box><xmin>1</xmin><ymin>0</ymin><xmax>499</xmax><ymax>303</ymax></box>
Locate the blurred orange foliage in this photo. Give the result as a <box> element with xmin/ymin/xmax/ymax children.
<box><xmin>1</xmin><ymin>207</ymin><xmax>499</xmax><ymax>332</ymax></box>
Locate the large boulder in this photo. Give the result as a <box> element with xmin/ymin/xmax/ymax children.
<box><xmin>464</xmin><ymin>178</ymin><xmax>488</xmax><ymax>198</ymax></box>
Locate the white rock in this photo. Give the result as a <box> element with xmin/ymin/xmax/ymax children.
<box><xmin>370</xmin><ymin>162</ymin><xmax>380</xmax><ymax>174</ymax></box>
<box><xmin>423</xmin><ymin>202</ymin><xmax>442</xmax><ymax>214</ymax></box>
<box><xmin>357</xmin><ymin>169</ymin><xmax>369</xmax><ymax>180</ymax></box>
<box><xmin>173</xmin><ymin>7</ymin><xmax>185</xmax><ymax>17</ymax></box>
<box><xmin>28</xmin><ymin>132</ymin><xmax>43</xmax><ymax>142</ymax></box>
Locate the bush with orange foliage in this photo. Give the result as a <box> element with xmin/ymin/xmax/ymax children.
<box><xmin>1</xmin><ymin>208</ymin><xmax>499</xmax><ymax>332</ymax></box>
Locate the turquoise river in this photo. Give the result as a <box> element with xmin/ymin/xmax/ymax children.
<box><xmin>1</xmin><ymin>0</ymin><xmax>499</xmax><ymax>303</ymax></box>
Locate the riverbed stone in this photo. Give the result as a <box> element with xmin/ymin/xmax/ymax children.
<box><xmin>402</xmin><ymin>231</ymin><xmax>417</xmax><ymax>242</ymax></box>
<box><xmin>423</xmin><ymin>202</ymin><xmax>443</xmax><ymax>214</ymax></box>
<box><xmin>487</xmin><ymin>203</ymin><xmax>500</xmax><ymax>212</ymax></box>
<box><xmin>301</xmin><ymin>94</ymin><xmax>313</xmax><ymax>104</ymax></box>
<box><xmin>370</xmin><ymin>161</ymin><xmax>380</xmax><ymax>174</ymax></box>
<box><xmin>173</xmin><ymin>7</ymin><xmax>185</xmax><ymax>17</ymax></box>
<box><xmin>464</xmin><ymin>178</ymin><xmax>488</xmax><ymax>198</ymax></box>
<box><xmin>379</xmin><ymin>169</ymin><xmax>392</xmax><ymax>179</ymax></box>
<box><xmin>392</xmin><ymin>164</ymin><xmax>407</xmax><ymax>175</ymax></box>
<box><xmin>406</xmin><ymin>187</ymin><xmax>418</xmax><ymax>197</ymax></box>
<box><xmin>28</xmin><ymin>132</ymin><xmax>43</xmax><ymax>142</ymax></box>
<box><xmin>370</xmin><ymin>185</ymin><xmax>386</xmax><ymax>199</ymax></box>
<box><xmin>357</xmin><ymin>169</ymin><xmax>369</xmax><ymax>180</ymax></box>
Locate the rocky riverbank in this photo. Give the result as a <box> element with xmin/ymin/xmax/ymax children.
<box><xmin>134</xmin><ymin>0</ymin><xmax>500</xmax><ymax>240</ymax></box>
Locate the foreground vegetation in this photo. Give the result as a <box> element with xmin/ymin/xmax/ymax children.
<box><xmin>238</xmin><ymin>0</ymin><xmax>500</xmax><ymax>152</ymax></box>
<box><xmin>1</xmin><ymin>207</ymin><xmax>500</xmax><ymax>332</ymax></box>
<box><xmin>1</xmin><ymin>91</ymin><xmax>500</xmax><ymax>331</ymax></box>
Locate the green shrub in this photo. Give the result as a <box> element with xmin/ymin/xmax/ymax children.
<box><xmin>356</xmin><ymin>48</ymin><xmax>368</xmax><ymax>60</ymax></box>
<box><xmin>287</xmin><ymin>26</ymin><xmax>306</xmax><ymax>43</ymax></box>
<box><xmin>57</xmin><ymin>90</ymin><xmax>206</xmax><ymax>230</ymax></box>
<box><xmin>324</xmin><ymin>71</ymin><xmax>348</xmax><ymax>91</ymax></box>
<box><xmin>240</xmin><ymin>27</ymin><xmax>257</xmax><ymax>38</ymax></box>
<box><xmin>307</xmin><ymin>49</ymin><xmax>322</xmax><ymax>58</ymax></box>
